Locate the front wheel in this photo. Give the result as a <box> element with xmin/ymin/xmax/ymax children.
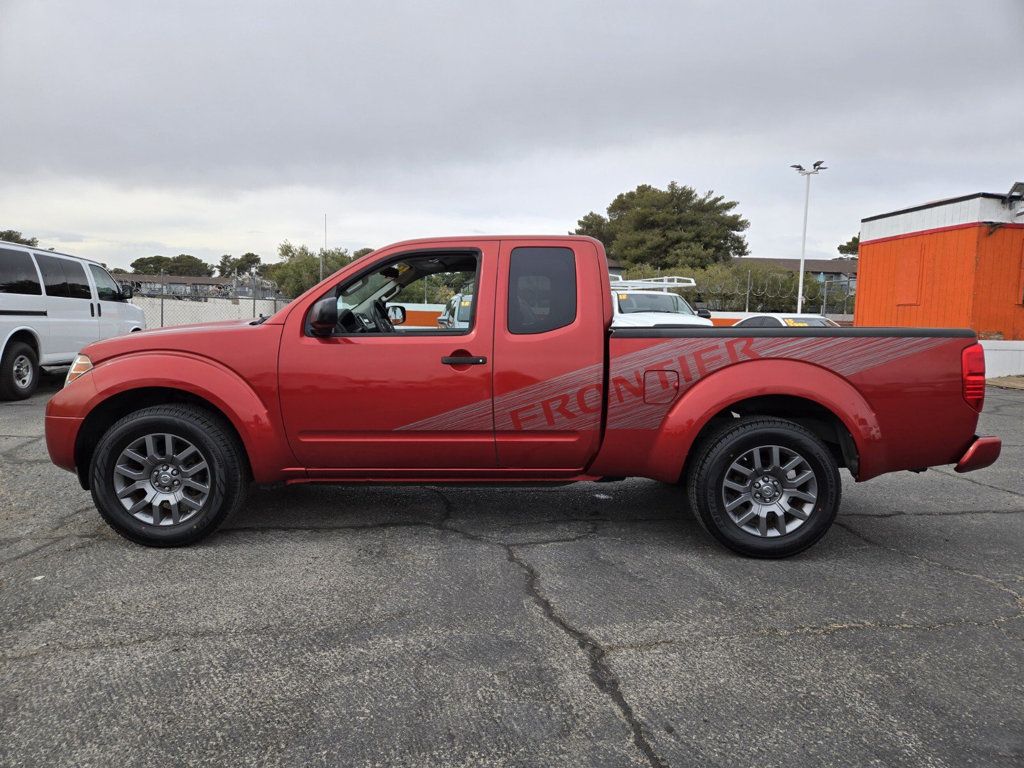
<box><xmin>90</xmin><ymin>405</ymin><xmax>248</xmax><ymax>546</ymax></box>
<box><xmin>686</xmin><ymin>417</ymin><xmax>841</xmax><ymax>558</ymax></box>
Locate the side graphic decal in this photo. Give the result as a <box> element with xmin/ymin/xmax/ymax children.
<box><xmin>398</xmin><ymin>336</ymin><xmax>952</xmax><ymax>432</ymax></box>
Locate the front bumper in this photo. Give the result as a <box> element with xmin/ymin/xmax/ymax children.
<box><xmin>45</xmin><ymin>414</ymin><xmax>83</xmax><ymax>473</ymax></box>
<box><xmin>954</xmin><ymin>435</ymin><xmax>1001</xmax><ymax>473</ymax></box>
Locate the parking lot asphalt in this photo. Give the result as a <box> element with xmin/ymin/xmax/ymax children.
<box><xmin>1</xmin><ymin>378</ymin><xmax>1022</xmax><ymax>768</ymax></box>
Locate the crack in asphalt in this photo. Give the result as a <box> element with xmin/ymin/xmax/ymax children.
<box><xmin>426</xmin><ymin>488</ymin><xmax>664</xmax><ymax>768</ymax></box>
<box><xmin>835</xmin><ymin>520</ymin><xmax>1024</xmax><ymax>612</ymax></box>
<box><xmin>602</xmin><ymin>615</ymin><xmax>1022</xmax><ymax>656</ymax></box>
<box><xmin>503</xmin><ymin>545</ymin><xmax>666</xmax><ymax>768</ymax></box>
<box><xmin>930</xmin><ymin>468</ymin><xmax>1024</xmax><ymax>498</ymax></box>
<box><xmin>840</xmin><ymin>507</ymin><xmax>1024</xmax><ymax>519</ymax></box>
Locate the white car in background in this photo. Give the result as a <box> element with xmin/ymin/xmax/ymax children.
<box><xmin>731</xmin><ymin>313</ymin><xmax>839</xmax><ymax>328</ymax></box>
<box><xmin>0</xmin><ymin>241</ymin><xmax>145</xmax><ymax>399</ymax></box>
<box><xmin>609</xmin><ymin>276</ymin><xmax>713</xmax><ymax>328</ymax></box>
<box><xmin>437</xmin><ymin>293</ymin><xmax>473</xmax><ymax>330</ymax></box>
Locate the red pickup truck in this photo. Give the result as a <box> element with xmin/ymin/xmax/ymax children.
<box><xmin>45</xmin><ymin>236</ymin><xmax>1001</xmax><ymax>557</ymax></box>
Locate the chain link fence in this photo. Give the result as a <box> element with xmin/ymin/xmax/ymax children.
<box><xmin>119</xmin><ymin>273</ymin><xmax>292</xmax><ymax>329</ymax></box>
<box><xmin>618</xmin><ymin>265</ymin><xmax>856</xmax><ymax>317</ymax></box>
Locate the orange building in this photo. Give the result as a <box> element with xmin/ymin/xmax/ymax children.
<box><xmin>855</xmin><ymin>189</ymin><xmax>1024</xmax><ymax>339</ymax></box>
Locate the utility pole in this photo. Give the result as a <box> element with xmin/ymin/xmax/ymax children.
<box><xmin>320</xmin><ymin>214</ymin><xmax>326</xmax><ymax>282</ymax></box>
<box><xmin>790</xmin><ymin>161</ymin><xmax>828</xmax><ymax>313</ymax></box>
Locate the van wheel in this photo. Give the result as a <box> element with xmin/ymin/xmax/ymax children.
<box><xmin>0</xmin><ymin>342</ymin><xmax>39</xmax><ymax>400</ymax></box>
<box><xmin>686</xmin><ymin>417</ymin><xmax>841</xmax><ymax>558</ymax></box>
<box><xmin>90</xmin><ymin>405</ymin><xmax>248</xmax><ymax>546</ymax></box>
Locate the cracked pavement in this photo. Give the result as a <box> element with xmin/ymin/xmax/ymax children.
<box><xmin>1</xmin><ymin>378</ymin><xmax>1022</xmax><ymax>767</ymax></box>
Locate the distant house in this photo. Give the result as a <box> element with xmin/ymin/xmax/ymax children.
<box><xmin>743</xmin><ymin>257</ymin><xmax>859</xmax><ymax>291</ymax></box>
<box><xmin>606</xmin><ymin>257</ymin><xmax>624</xmax><ymax>277</ymax></box>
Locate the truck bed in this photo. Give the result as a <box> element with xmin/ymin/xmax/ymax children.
<box><xmin>590</xmin><ymin>326</ymin><xmax>980</xmax><ymax>482</ymax></box>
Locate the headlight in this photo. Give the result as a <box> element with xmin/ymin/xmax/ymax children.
<box><xmin>65</xmin><ymin>355</ymin><xmax>93</xmax><ymax>387</ymax></box>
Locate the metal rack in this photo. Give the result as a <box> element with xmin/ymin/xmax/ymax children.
<box><xmin>608</xmin><ymin>276</ymin><xmax>696</xmax><ymax>292</ymax></box>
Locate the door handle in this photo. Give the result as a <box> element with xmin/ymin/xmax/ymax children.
<box><xmin>441</xmin><ymin>355</ymin><xmax>487</xmax><ymax>366</ymax></box>
<box><xmin>97</xmin><ymin>303</ymin><xmax>102</xmax><ymax>317</ymax></box>
<box><xmin>90</xmin><ymin>303</ymin><xmax>95</xmax><ymax>317</ymax></box>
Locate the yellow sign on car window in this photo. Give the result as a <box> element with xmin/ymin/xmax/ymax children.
<box><xmin>784</xmin><ymin>318</ymin><xmax>810</xmax><ymax>327</ymax></box>
<box><xmin>617</xmin><ymin>293</ymin><xmax>629</xmax><ymax>300</ymax></box>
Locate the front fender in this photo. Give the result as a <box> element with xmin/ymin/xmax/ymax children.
<box><xmin>51</xmin><ymin>351</ymin><xmax>292</xmax><ymax>483</ymax></box>
<box><xmin>644</xmin><ymin>359</ymin><xmax>883</xmax><ymax>482</ymax></box>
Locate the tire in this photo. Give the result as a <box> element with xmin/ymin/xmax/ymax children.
<box><xmin>686</xmin><ymin>417</ymin><xmax>841</xmax><ymax>558</ymax></box>
<box><xmin>0</xmin><ymin>341</ymin><xmax>39</xmax><ymax>400</ymax></box>
<box><xmin>90</xmin><ymin>405</ymin><xmax>248</xmax><ymax>546</ymax></box>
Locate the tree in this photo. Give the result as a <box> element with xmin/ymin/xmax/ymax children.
<box><xmin>216</xmin><ymin>254</ymin><xmax>237</xmax><ymax>277</ymax></box>
<box><xmin>169</xmin><ymin>254</ymin><xmax>214</xmax><ymax>276</ymax></box>
<box><xmin>110</xmin><ymin>267</ymin><xmax>129</xmax><ymax>274</ymax></box>
<box><xmin>130</xmin><ymin>255</ymin><xmax>173</xmax><ymax>274</ymax></box>
<box><xmin>0</xmin><ymin>230</ymin><xmax>39</xmax><ymax>246</ymax></box>
<box><xmin>130</xmin><ymin>254</ymin><xmax>213</xmax><ymax>276</ymax></box>
<box><xmin>263</xmin><ymin>241</ymin><xmax>360</xmax><ymax>298</ymax></box>
<box><xmin>838</xmin><ymin>235</ymin><xmax>859</xmax><ymax>256</ymax></box>
<box><xmin>574</xmin><ymin>182</ymin><xmax>749</xmax><ymax>270</ymax></box>
<box><xmin>217</xmin><ymin>252</ymin><xmax>260</xmax><ymax>277</ymax></box>
<box><xmin>234</xmin><ymin>252</ymin><xmax>261</xmax><ymax>275</ymax></box>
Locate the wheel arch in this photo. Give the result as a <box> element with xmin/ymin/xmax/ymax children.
<box><xmin>644</xmin><ymin>359</ymin><xmax>881</xmax><ymax>483</ymax></box>
<box><xmin>74</xmin><ymin>386</ymin><xmax>252</xmax><ymax>489</ymax></box>
<box><xmin>2</xmin><ymin>327</ymin><xmax>41</xmax><ymax>357</ymax></box>
<box><xmin>71</xmin><ymin>352</ymin><xmax>293</xmax><ymax>489</ymax></box>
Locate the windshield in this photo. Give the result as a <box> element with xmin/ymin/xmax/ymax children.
<box><xmin>616</xmin><ymin>292</ymin><xmax>695</xmax><ymax>315</ymax></box>
<box><xmin>338</xmin><ymin>269</ymin><xmax>396</xmax><ymax>310</ymax></box>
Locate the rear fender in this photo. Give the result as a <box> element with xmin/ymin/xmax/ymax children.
<box><xmin>82</xmin><ymin>352</ymin><xmax>290</xmax><ymax>482</ymax></box>
<box><xmin>645</xmin><ymin>359</ymin><xmax>883</xmax><ymax>482</ymax></box>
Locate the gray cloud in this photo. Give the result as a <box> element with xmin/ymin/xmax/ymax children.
<box><xmin>1</xmin><ymin>0</ymin><xmax>1022</xmax><ymax>265</ymax></box>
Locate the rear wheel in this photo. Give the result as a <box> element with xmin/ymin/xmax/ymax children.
<box><xmin>0</xmin><ymin>342</ymin><xmax>39</xmax><ymax>400</ymax></box>
<box><xmin>90</xmin><ymin>405</ymin><xmax>248</xmax><ymax>546</ymax></box>
<box><xmin>686</xmin><ymin>417</ymin><xmax>841</xmax><ymax>558</ymax></box>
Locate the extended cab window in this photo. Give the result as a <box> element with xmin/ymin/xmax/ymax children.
<box><xmin>317</xmin><ymin>251</ymin><xmax>479</xmax><ymax>336</ymax></box>
<box><xmin>0</xmin><ymin>248</ymin><xmax>42</xmax><ymax>295</ymax></box>
<box><xmin>507</xmin><ymin>247</ymin><xmax>576</xmax><ymax>334</ymax></box>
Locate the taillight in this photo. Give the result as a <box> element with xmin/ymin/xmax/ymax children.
<box><xmin>961</xmin><ymin>343</ymin><xmax>985</xmax><ymax>412</ymax></box>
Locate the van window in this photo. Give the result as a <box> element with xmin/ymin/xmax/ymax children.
<box><xmin>89</xmin><ymin>264</ymin><xmax>122</xmax><ymax>301</ymax></box>
<box><xmin>64</xmin><ymin>260</ymin><xmax>92</xmax><ymax>300</ymax></box>
<box><xmin>35</xmin><ymin>253</ymin><xmax>92</xmax><ymax>299</ymax></box>
<box><xmin>507</xmin><ymin>247</ymin><xmax>576</xmax><ymax>334</ymax></box>
<box><xmin>35</xmin><ymin>253</ymin><xmax>70</xmax><ymax>296</ymax></box>
<box><xmin>0</xmin><ymin>248</ymin><xmax>42</xmax><ymax>295</ymax></box>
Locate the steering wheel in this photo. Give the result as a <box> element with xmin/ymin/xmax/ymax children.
<box><xmin>336</xmin><ymin>308</ymin><xmax>364</xmax><ymax>333</ymax></box>
<box><xmin>373</xmin><ymin>299</ymin><xmax>395</xmax><ymax>333</ymax></box>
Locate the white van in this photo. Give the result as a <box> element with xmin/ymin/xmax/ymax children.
<box><xmin>0</xmin><ymin>241</ymin><xmax>146</xmax><ymax>399</ymax></box>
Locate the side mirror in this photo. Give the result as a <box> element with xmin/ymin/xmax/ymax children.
<box><xmin>309</xmin><ymin>297</ymin><xmax>338</xmax><ymax>336</ymax></box>
<box><xmin>119</xmin><ymin>285</ymin><xmax>134</xmax><ymax>300</ymax></box>
<box><xmin>387</xmin><ymin>305</ymin><xmax>407</xmax><ymax>325</ymax></box>
<box><xmin>696</xmin><ymin>308</ymin><xmax>712</xmax><ymax>319</ymax></box>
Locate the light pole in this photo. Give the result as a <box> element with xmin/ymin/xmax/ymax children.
<box><xmin>790</xmin><ymin>160</ymin><xmax>827</xmax><ymax>313</ymax></box>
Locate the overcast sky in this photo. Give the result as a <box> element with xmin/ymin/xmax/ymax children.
<box><xmin>1</xmin><ymin>0</ymin><xmax>1022</xmax><ymax>269</ymax></box>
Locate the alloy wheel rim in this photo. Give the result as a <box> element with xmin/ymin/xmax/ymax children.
<box><xmin>112</xmin><ymin>433</ymin><xmax>211</xmax><ymax>526</ymax></box>
<box><xmin>12</xmin><ymin>355</ymin><xmax>32</xmax><ymax>389</ymax></box>
<box><xmin>721</xmin><ymin>444</ymin><xmax>818</xmax><ymax>537</ymax></box>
